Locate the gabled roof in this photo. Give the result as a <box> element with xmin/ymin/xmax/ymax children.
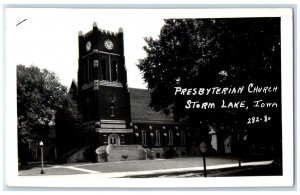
<box><xmin>69</xmin><ymin>79</ymin><xmax>78</xmax><ymax>92</ymax></box>
<box><xmin>129</xmin><ymin>88</ymin><xmax>176</xmax><ymax>124</ymax></box>
<box><xmin>68</xmin><ymin>79</ymin><xmax>78</xmax><ymax>99</ymax></box>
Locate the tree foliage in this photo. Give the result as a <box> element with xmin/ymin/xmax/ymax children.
<box><xmin>55</xmin><ymin>87</ymin><xmax>82</xmax><ymax>157</ymax></box>
<box><xmin>17</xmin><ymin>65</ymin><xmax>80</xmax><ymax>143</ymax></box>
<box><xmin>137</xmin><ymin>18</ymin><xmax>281</xmax><ymax>123</ymax></box>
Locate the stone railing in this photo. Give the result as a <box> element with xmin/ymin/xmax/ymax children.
<box><xmin>96</xmin><ymin>145</ymin><xmax>147</xmax><ymax>162</ymax></box>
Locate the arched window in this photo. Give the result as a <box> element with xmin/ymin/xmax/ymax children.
<box><xmin>180</xmin><ymin>130</ymin><xmax>186</xmax><ymax>145</ymax></box>
<box><xmin>168</xmin><ymin>130</ymin><xmax>173</xmax><ymax>145</ymax></box>
<box><xmin>110</xmin><ymin>137</ymin><xmax>116</xmax><ymax>144</ymax></box>
<box><xmin>155</xmin><ymin>130</ymin><xmax>161</xmax><ymax>146</ymax></box>
<box><xmin>108</xmin><ymin>134</ymin><xmax>120</xmax><ymax>145</ymax></box>
<box><xmin>141</xmin><ymin>130</ymin><xmax>147</xmax><ymax>146</ymax></box>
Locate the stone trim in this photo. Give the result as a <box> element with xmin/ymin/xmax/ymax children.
<box><xmin>96</xmin><ymin>128</ymin><xmax>133</xmax><ymax>133</ymax></box>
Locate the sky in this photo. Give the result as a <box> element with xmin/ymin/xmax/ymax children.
<box><xmin>6</xmin><ymin>9</ymin><xmax>166</xmax><ymax>89</ymax></box>
<box><xmin>6</xmin><ymin>8</ymin><xmax>291</xmax><ymax>90</ymax></box>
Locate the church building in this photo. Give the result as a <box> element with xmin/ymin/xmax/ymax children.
<box><xmin>73</xmin><ymin>22</ymin><xmax>196</xmax><ymax>161</ymax></box>
<box><xmin>57</xmin><ymin>22</ymin><xmax>238</xmax><ymax>163</ymax></box>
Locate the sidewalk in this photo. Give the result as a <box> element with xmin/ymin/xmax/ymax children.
<box><xmin>86</xmin><ymin>160</ymin><xmax>274</xmax><ymax>178</ymax></box>
<box><xmin>18</xmin><ymin>156</ymin><xmax>279</xmax><ymax>178</ymax></box>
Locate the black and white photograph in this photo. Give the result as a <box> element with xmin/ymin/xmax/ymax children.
<box><xmin>3</xmin><ymin>6</ymin><xmax>294</xmax><ymax>188</ymax></box>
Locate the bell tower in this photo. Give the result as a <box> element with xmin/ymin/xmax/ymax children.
<box><xmin>77</xmin><ymin>22</ymin><xmax>133</xmax><ymax>148</ymax></box>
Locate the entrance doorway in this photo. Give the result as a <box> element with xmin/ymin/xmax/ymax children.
<box><xmin>108</xmin><ymin>134</ymin><xmax>121</xmax><ymax>145</ymax></box>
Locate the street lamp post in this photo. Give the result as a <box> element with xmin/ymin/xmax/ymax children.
<box><xmin>39</xmin><ymin>141</ymin><xmax>45</xmax><ymax>174</ymax></box>
<box><xmin>237</xmin><ymin>134</ymin><xmax>241</xmax><ymax>167</ymax></box>
<box><xmin>237</xmin><ymin>129</ymin><xmax>248</xmax><ymax>167</ymax></box>
<box><xmin>199</xmin><ymin>141</ymin><xmax>208</xmax><ymax>177</ymax></box>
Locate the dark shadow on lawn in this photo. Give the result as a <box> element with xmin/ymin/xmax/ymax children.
<box><xmin>122</xmin><ymin>164</ymin><xmax>282</xmax><ymax>178</ymax></box>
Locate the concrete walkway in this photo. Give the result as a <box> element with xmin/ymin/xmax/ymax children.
<box><xmin>13</xmin><ymin>158</ymin><xmax>281</xmax><ymax>188</ymax></box>
<box><xmin>18</xmin><ymin>156</ymin><xmax>274</xmax><ymax>178</ymax></box>
<box><xmin>73</xmin><ymin>160</ymin><xmax>273</xmax><ymax>178</ymax></box>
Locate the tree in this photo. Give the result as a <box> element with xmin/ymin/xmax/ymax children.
<box><xmin>138</xmin><ymin>19</ymin><xmax>225</xmax><ymax>119</ymax></box>
<box><xmin>55</xmin><ymin>82</ymin><xmax>82</xmax><ymax>157</ymax></box>
<box><xmin>138</xmin><ymin>18</ymin><xmax>280</xmax><ymax>117</ymax></box>
<box><xmin>137</xmin><ymin>18</ymin><xmax>281</xmax><ymax>154</ymax></box>
<box><xmin>17</xmin><ymin>65</ymin><xmax>80</xmax><ymax>163</ymax></box>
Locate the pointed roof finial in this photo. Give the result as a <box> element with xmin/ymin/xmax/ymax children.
<box><xmin>118</xmin><ymin>27</ymin><xmax>123</xmax><ymax>33</ymax></box>
<box><xmin>71</xmin><ymin>79</ymin><xmax>78</xmax><ymax>87</ymax></box>
<box><xmin>78</xmin><ymin>31</ymin><xmax>83</xmax><ymax>36</ymax></box>
<box><xmin>93</xmin><ymin>21</ymin><xmax>98</xmax><ymax>28</ymax></box>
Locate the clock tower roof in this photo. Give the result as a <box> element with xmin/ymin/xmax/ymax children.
<box><xmin>118</xmin><ymin>27</ymin><xmax>123</xmax><ymax>33</ymax></box>
<box><xmin>93</xmin><ymin>21</ymin><xmax>98</xmax><ymax>28</ymax></box>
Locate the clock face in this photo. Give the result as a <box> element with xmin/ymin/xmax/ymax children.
<box><xmin>104</xmin><ymin>39</ymin><xmax>114</xmax><ymax>50</ymax></box>
<box><xmin>86</xmin><ymin>41</ymin><xmax>92</xmax><ymax>51</ymax></box>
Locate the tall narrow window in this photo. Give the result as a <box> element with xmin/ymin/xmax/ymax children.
<box><xmin>155</xmin><ymin>130</ymin><xmax>161</xmax><ymax>146</ymax></box>
<box><xmin>141</xmin><ymin>130</ymin><xmax>147</xmax><ymax>146</ymax></box>
<box><xmin>93</xmin><ymin>60</ymin><xmax>99</xmax><ymax>68</ymax></box>
<box><xmin>101</xmin><ymin>59</ymin><xmax>107</xmax><ymax>80</ymax></box>
<box><xmin>180</xmin><ymin>130</ymin><xmax>186</xmax><ymax>145</ymax></box>
<box><xmin>110</xmin><ymin>137</ymin><xmax>116</xmax><ymax>144</ymax></box>
<box><xmin>87</xmin><ymin>62</ymin><xmax>90</xmax><ymax>82</ymax></box>
<box><xmin>168</xmin><ymin>130</ymin><xmax>173</xmax><ymax>145</ymax></box>
<box><xmin>85</xmin><ymin>63</ymin><xmax>89</xmax><ymax>83</ymax></box>
<box><xmin>89</xmin><ymin>60</ymin><xmax>93</xmax><ymax>82</ymax></box>
<box><xmin>83</xmin><ymin>64</ymin><xmax>86</xmax><ymax>83</ymax></box>
<box><xmin>93</xmin><ymin>60</ymin><xmax>99</xmax><ymax>80</ymax></box>
<box><xmin>112</xmin><ymin>60</ymin><xmax>118</xmax><ymax>81</ymax></box>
